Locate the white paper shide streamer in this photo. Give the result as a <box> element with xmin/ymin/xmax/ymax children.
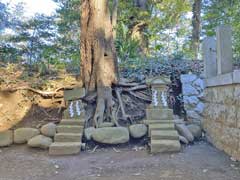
<box><xmin>76</xmin><ymin>100</ymin><xmax>81</xmax><ymax>116</ymax></box>
<box><xmin>69</xmin><ymin>101</ymin><xmax>74</xmax><ymax>117</ymax></box>
<box><xmin>152</xmin><ymin>90</ymin><xmax>158</xmax><ymax>106</ymax></box>
<box><xmin>161</xmin><ymin>91</ymin><xmax>168</xmax><ymax>107</ymax></box>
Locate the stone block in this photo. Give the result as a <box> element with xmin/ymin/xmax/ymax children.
<box><xmin>206</xmin><ymin>73</ymin><xmax>233</xmax><ymax>87</ymax></box>
<box><xmin>49</xmin><ymin>142</ymin><xmax>81</xmax><ymax>155</ymax></box>
<box><xmin>150</xmin><ymin>140</ymin><xmax>181</xmax><ymax>153</ymax></box>
<box><xmin>54</xmin><ymin>133</ymin><xmax>82</xmax><ymax>142</ymax></box>
<box><xmin>148</xmin><ymin>123</ymin><xmax>175</xmax><ymax>131</ymax></box>
<box><xmin>0</xmin><ymin>130</ymin><xmax>13</xmax><ymax>147</ymax></box>
<box><xmin>146</xmin><ymin>108</ymin><xmax>173</xmax><ymax>120</ymax></box>
<box><xmin>60</xmin><ymin>119</ymin><xmax>85</xmax><ymax>126</ymax></box>
<box><xmin>64</xmin><ymin>88</ymin><xmax>85</xmax><ymax>101</ymax></box>
<box><xmin>57</xmin><ymin>125</ymin><xmax>84</xmax><ymax>133</ymax></box>
<box><xmin>143</xmin><ymin>120</ymin><xmax>173</xmax><ymax>125</ymax></box>
<box><xmin>151</xmin><ymin>130</ymin><xmax>179</xmax><ymax>140</ymax></box>
<box><xmin>216</xmin><ymin>25</ymin><xmax>233</xmax><ymax>75</ymax></box>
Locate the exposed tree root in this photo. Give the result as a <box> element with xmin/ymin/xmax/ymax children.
<box><xmin>83</xmin><ymin>79</ymin><xmax>151</xmax><ymax>128</ymax></box>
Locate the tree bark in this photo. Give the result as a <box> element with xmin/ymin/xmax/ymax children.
<box><xmin>191</xmin><ymin>0</ymin><xmax>202</xmax><ymax>60</ymax></box>
<box><xmin>80</xmin><ymin>0</ymin><xmax>118</xmax><ymax>127</ymax></box>
<box><xmin>131</xmin><ymin>0</ymin><xmax>149</xmax><ymax>54</ymax></box>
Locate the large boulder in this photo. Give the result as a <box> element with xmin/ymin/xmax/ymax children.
<box><xmin>193</xmin><ymin>78</ymin><xmax>205</xmax><ymax>91</ymax></box>
<box><xmin>92</xmin><ymin>127</ymin><xmax>129</xmax><ymax>144</ymax></box>
<box><xmin>182</xmin><ymin>84</ymin><xmax>198</xmax><ymax>96</ymax></box>
<box><xmin>129</xmin><ymin>124</ymin><xmax>147</xmax><ymax>138</ymax></box>
<box><xmin>175</xmin><ymin>124</ymin><xmax>194</xmax><ymax>142</ymax></box>
<box><xmin>187</xmin><ymin>110</ymin><xmax>202</xmax><ymax>120</ymax></box>
<box><xmin>0</xmin><ymin>130</ymin><xmax>13</xmax><ymax>147</ymax></box>
<box><xmin>195</xmin><ymin>102</ymin><xmax>205</xmax><ymax>115</ymax></box>
<box><xmin>14</xmin><ymin>128</ymin><xmax>40</xmax><ymax>144</ymax></box>
<box><xmin>28</xmin><ymin>135</ymin><xmax>52</xmax><ymax>149</ymax></box>
<box><xmin>179</xmin><ymin>135</ymin><xmax>189</xmax><ymax>144</ymax></box>
<box><xmin>84</xmin><ymin>127</ymin><xmax>96</xmax><ymax>141</ymax></box>
<box><xmin>183</xmin><ymin>96</ymin><xmax>199</xmax><ymax>108</ymax></box>
<box><xmin>187</xmin><ymin>124</ymin><xmax>202</xmax><ymax>139</ymax></box>
<box><xmin>181</xmin><ymin>74</ymin><xmax>197</xmax><ymax>84</ymax></box>
<box><xmin>40</xmin><ymin>123</ymin><xmax>57</xmax><ymax>137</ymax></box>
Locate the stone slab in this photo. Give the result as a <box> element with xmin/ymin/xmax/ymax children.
<box><xmin>54</xmin><ymin>133</ymin><xmax>82</xmax><ymax>142</ymax></box>
<box><xmin>202</xmin><ymin>37</ymin><xmax>217</xmax><ymax>78</ymax></box>
<box><xmin>205</xmin><ymin>72</ymin><xmax>233</xmax><ymax>87</ymax></box>
<box><xmin>57</xmin><ymin>125</ymin><xmax>83</xmax><ymax>133</ymax></box>
<box><xmin>150</xmin><ymin>140</ymin><xmax>181</xmax><ymax>153</ymax></box>
<box><xmin>216</xmin><ymin>25</ymin><xmax>233</xmax><ymax>75</ymax></box>
<box><xmin>143</xmin><ymin>120</ymin><xmax>173</xmax><ymax>125</ymax></box>
<box><xmin>60</xmin><ymin>119</ymin><xmax>85</xmax><ymax>126</ymax></box>
<box><xmin>151</xmin><ymin>130</ymin><xmax>179</xmax><ymax>140</ymax></box>
<box><xmin>148</xmin><ymin>123</ymin><xmax>175</xmax><ymax>131</ymax></box>
<box><xmin>146</xmin><ymin>108</ymin><xmax>173</xmax><ymax>120</ymax></box>
<box><xmin>64</xmin><ymin>88</ymin><xmax>85</xmax><ymax>101</ymax></box>
<box><xmin>49</xmin><ymin>142</ymin><xmax>81</xmax><ymax>155</ymax></box>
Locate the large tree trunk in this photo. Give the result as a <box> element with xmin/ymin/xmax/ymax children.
<box><xmin>80</xmin><ymin>0</ymin><xmax>118</xmax><ymax>128</ymax></box>
<box><xmin>131</xmin><ymin>0</ymin><xmax>149</xmax><ymax>55</ymax></box>
<box><xmin>191</xmin><ymin>0</ymin><xmax>202</xmax><ymax>60</ymax></box>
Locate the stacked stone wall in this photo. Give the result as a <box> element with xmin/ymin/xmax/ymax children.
<box><xmin>181</xmin><ymin>74</ymin><xmax>205</xmax><ymax>124</ymax></box>
<box><xmin>203</xmin><ymin>84</ymin><xmax>240</xmax><ymax>160</ymax></box>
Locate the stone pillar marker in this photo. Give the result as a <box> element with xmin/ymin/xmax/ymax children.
<box><xmin>216</xmin><ymin>25</ymin><xmax>233</xmax><ymax>75</ymax></box>
<box><xmin>203</xmin><ymin>37</ymin><xmax>217</xmax><ymax>78</ymax></box>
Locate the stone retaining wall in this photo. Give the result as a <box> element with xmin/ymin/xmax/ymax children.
<box><xmin>203</xmin><ymin>71</ymin><xmax>240</xmax><ymax>160</ymax></box>
<box><xmin>181</xmin><ymin>74</ymin><xmax>205</xmax><ymax>124</ymax></box>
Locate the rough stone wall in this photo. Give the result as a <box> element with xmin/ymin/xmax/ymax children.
<box><xmin>181</xmin><ymin>74</ymin><xmax>205</xmax><ymax>124</ymax></box>
<box><xmin>203</xmin><ymin>85</ymin><xmax>240</xmax><ymax>160</ymax></box>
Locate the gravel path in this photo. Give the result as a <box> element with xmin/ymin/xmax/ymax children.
<box><xmin>0</xmin><ymin>141</ymin><xmax>239</xmax><ymax>180</ymax></box>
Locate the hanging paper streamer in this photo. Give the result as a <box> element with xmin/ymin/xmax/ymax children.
<box><xmin>152</xmin><ymin>90</ymin><xmax>158</xmax><ymax>106</ymax></box>
<box><xmin>76</xmin><ymin>100</ymin><xmax>81</xmax><ymax>116</ymax></box>
<box><xmin>69</xmin><ymin>101</ymin><xmax>74</xmax><ymax>118</ymax></box>
<box><xmin>161</xmin><ymin>91</ymin><xmax>168</xmax><ymax>107</ymax></box>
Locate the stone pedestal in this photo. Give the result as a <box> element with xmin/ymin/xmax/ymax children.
<box><xmin>145</xmin><ymin>77</ymin><xmax>181</xmax><ymax>154</ymax></box>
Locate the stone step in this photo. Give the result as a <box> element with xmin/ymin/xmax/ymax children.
<box><xmin>54</xmin><ymin>133</ymin><xmax>82</xmax><ymax>142</ymax></box>
<box><xmin>60</xmin><ymin>119</ymin><xmax>85</xmax><ymax>126</ymax></box>
<box><xmin>144</xmin><ymin>120</ymin><xmax>173</xmax><ymax>125</ymax></box>
<box><xmin>49</xmin><ymin>142</ymin><xmax>81</xmax><ymax>155</ymax></box>
<box><xmin>146</xmin><ymin>108</ymin><xmax>173</xmax><ymax>120</ymax></box>
<box><xmin>148</xmin><ymin>123</ymin><xmax>175</xmax><ymax>131</ymax></box>
<box><xmin>150</xmin><ymin>140</ymin><xmax>181</xmax><ymax>154</ymax></box>
<box><xmin>151</xmin><ymin>130</ymin><xmax>179</xmax><ymax>140</ymax></box>
<box><xmin>57</xmin><ymin>125</ymin><xmax>83</xmax><ymax>133</ymax></box>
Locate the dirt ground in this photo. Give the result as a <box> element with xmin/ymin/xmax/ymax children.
<box><xmin>0</xmin><ymin>141</ymin><xmax>239</xmax><ymax>180</ymax></box>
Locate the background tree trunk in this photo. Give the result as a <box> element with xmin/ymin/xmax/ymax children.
<box><xmin>131</xmin><ymin>0</ymin><xmax>149</xmax><ymax>55</ymax></box>
<box><xmin>80</xmin><ymin>0</ymin><xmax>118</xmax><ymax>127</ymax></box>
<box><xmin>191</xmin><ymin>0</ymin><xmax>202</xmax><ymax>60</ymax></box>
